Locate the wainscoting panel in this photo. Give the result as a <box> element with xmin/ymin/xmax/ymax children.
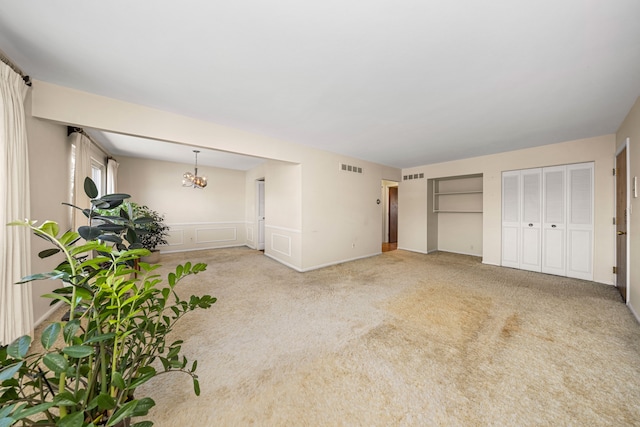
<box><xmin>264</xmin><ymin>225</ymin><xmax>302</xmax><ymax>270</ymax></box>
<box><xmin>246</xmin><ymin>225</ymin><xmax>254</xmax><ymax>246</ymax></box>
<box><xmin>163</xmin><ymin>221</ymin><xmax>246</xmax><ymax>253</ymax></box>
<box><xmin>271</xmin><ymin>233</ymin><xmax>292</xmax><ymax>257</ymax></box>
<box><xmin>196</xmin><ymin>227</ymin><xmax>236</xmax><ymax>243</ymax></box>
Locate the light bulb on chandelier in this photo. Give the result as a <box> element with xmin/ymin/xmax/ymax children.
<box><xmin>182</xmin><ymin>150</ymin><xmax>208</xmax><ymax>189</ymax></box>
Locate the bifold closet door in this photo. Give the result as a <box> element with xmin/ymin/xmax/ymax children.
<box><xmin>501</xmin><ymin>163</ymin><xmax>593</xmax><ymax>280</ymax></box>
<box><xmin>566</xmin><ymin>163</ymin><xmax>594</xmax><ymax>280</ymax></box>
<box><xmin>542</xmin><ymin>166</ymin><xmax>566</xmax><ymax>276</ymax></box>
<box><xmin>501</xmin><ymin>171</ymin><xmax>520</xmax><ymax>268</ymax></box>
<box><xmin>520</xmin><ymin>168</ymin><xmax>542</xmax><ymax>272</ymax></box>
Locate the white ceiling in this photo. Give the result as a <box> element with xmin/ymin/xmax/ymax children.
<box><xmin>1</xmin><ymin>1</ymin><xmax>639</xmax><ymax>169</ymax></box>
<box><xmin>85</xmin><ymin>130</ymin><xmax>266</xmax><ymax>170</ymax></box>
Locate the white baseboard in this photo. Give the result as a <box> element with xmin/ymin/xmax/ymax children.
<box><xmin>397</xmin><ymin>247</ymin><xmax>430</xmax><ymax>254</ymax></box>
<box><xmin>299</xmin><ymin>252</ymin><xmax>381</xmax><ymax>272</ymax></box>
<box><xmin>34</xmin><ymin>301</ymin><xmax>63</xmax><ymax>328</ymax></box>
<box><xmin>628</xmin><ymin>301</ymin><xmax>640</xmax><ymax>324</ymax></box>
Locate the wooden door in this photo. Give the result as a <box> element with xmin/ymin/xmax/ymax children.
<box><xmin>389</xmin><ymin>186</ymin><xmax>398</xmax><ymax>243</ymax></box>
<box><xmin>616</xmin><ymin>148</ymin><xmax>628</xmax><ymax>301</ymax></box>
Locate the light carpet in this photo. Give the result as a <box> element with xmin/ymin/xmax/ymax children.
<box><xmin>128</xmin><ymin>248</ymin><xmax>640</xmax><ymax>426</ymax></box>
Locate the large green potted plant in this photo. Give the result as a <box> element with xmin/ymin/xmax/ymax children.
<box><xmin>93</xmin><ymin>202</ymin><xmax>169</xmax><ymax>264</ymax></box>
<box><xmin>133</xmin><ymin>205</ymin><xmax>169</xmax><ymax>264</ymax></box>
<box><xmin>0</xmin><ymin>178</ymin><xmax>216</xmax><ymax>427</ymax></box>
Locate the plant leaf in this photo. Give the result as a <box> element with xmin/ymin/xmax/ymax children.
<box><xmin>84</xmin><ymin>177</ymin><xmax>99</xmax><ymax>198</ymax></box>
<box><xmin>78</xmin><ymin>226</ymin><xmax>103</xmax><ymax>241</ymax></box>
<box><xmin>0</xmin><ymin>403</ymin><xmax>15</xmax><ymax>418</ymax></box>
<box><xmin>63</xmin><ymin>320</ymin><xmax>81</xmax><ymax>343</ymax></box>
<box><xmin>131</xmin><ymin>397</ymin><xmax>155</xmax><ymax>417</ymax></box>
<box><xmin>106</xmin><ymin>399</ymin><xmax>137</xmax><ymax>426</ymax></box>
<box><xmin>57</xmin><ymin>410</ymin><xmax>84</xmax><ymax>427</ymax></box>
<box><xmin>62</xmin><ymin>345</ymin><xmax>94</xmax><ymax>358</ymax></box>
<box><xmin>193</xmin><ymin>378</ymin><xmax>201</xmax><ymax>396</ymax></box>
<box><xmin>95</xmin><ymin>393</ymin><xmax>117</xmax><ymax>411</ymax></box>
<box><xmin>111</xmin><ymin>371</ymin><xmax>126</xmax><ymax>390</ymax></box>
<box><xmin>53</xmin><ymin>391</ymin><xmax>78</xmax><ymax>406</ymax></box>
<box><xmin>97</xmin><ymin>223</ymin><xmax>127</xmax><ymax>232</ymax></box>
<box><xmin>83</xmin><ymin>332</ymin><xmax>116</xmax><ymax>344</ymax></box>
<box><xmin>41</xmin><ymin>322</ymin><xmax>61</xmax><ymax>349</ymax></box>
<box><xmin>12</xmin><ymin>401</ymin><xmax>56</xmax><ymax>421</ymax></box>
<box><xmin>98</xmin><ymin>234</ymin><xmax>123</xmax><ymax>244</ymax></box>
<box><xmin>38</xmin><ymin>248</ymin><xmax>61</xmax><ymax>259</ymax></box>
<box><xmin>100</xmin><ymin>193</ymin><xmax>131</xmax><ymax>202</ymax></box>
<box><xmin>0</xmin><ymin>361</ymin><xmax>23</xmax><ymax>381</ymax></box>
<box><xmin>16</xmin><ymin>272</ymin><xmax>60</xmax><ymax>284</ymax></box>
<box><xmin>131</xmin><ymin>422</ymin><xmax>154</xmax><ymax>427</ymax></box>
<box><xmin>43</xmin><ymin>353</ymin><xmax>68</xmax><ymax>374</ymax></box>
<box><xmin>38</xmin><ymin>220</ymin><xmax>60</xmax><ymax>238</ymax></box>
<box><xmin>7</xmin><ymin>335</ymin><xmax>31</xmax><ymax>359</ymax></box>
<box><xmin>126</xmin><ymin>228</ymin><xmax>138</xmax><ymax>244</ymax></box>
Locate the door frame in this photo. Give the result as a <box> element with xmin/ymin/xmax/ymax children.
<box><xmin>380</xmin><ymin>180</ymin><xmax>399</xmax><ymax>244</ymax></box>
<box><xmin>256</xmin><ymin>178</ymin><xmax>265</xmax><ymax>251</ymax></box>
<box><xmin>615</xmin><ymin>138</ymin><xmax>631</xmax><ymax>303</ymax></box>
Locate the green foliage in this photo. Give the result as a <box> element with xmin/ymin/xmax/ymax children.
<box><xmin>0</xmin><ymin>178</ymin><xmax>216</xmax><ymax>426</ymax></box>
<box><xmin>96</xmin><ymin>203</ymin><xmax>169</xmax><ymax>251</ymax></box>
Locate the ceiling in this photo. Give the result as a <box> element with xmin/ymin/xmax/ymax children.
<box><xmin>1</xmin><ymin>1</ymin><xmax>639</xmax><ymax>169</ymax></box>
<box><xmin>85</xmin><ymin>130</ymin><xmax>266</xmax><ymax>170</ymax></box>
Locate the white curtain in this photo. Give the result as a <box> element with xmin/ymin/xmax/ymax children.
<box><xmin>69</xmin><ymin>132</ymin><xmax>91</xmax><ymax>231</ymax></box>
<box><xmin>0</xmin><ymin>62</ymin><xmax>32</xmax><ymax>345</ymax></box>
<box><xmin>106</xmin><ymin>157</ymin><xmax>119</xmax><ymax>194</ymax></box>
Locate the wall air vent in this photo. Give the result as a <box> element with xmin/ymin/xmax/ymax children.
<box><xmin>339</xmin><ymin>163</ymin><xmax>363</xmax><ymax>174</ymax></box>
<box><xmin>403</xmin><ymin>173</ymin><xmax>425</xmax><ymax>181</ymax></box>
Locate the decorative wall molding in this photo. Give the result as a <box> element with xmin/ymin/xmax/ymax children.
<box><xmin>270</xmin><ymin>233</ymin><xmax>292</xmax><ymax>257</ymax></box>
<box><xmin>167</xmin><ymin>220</ymin><xmax>246</xmax><ymax>227</ymax></box>
<box><xmin>265</xmin><ymin>225</ymin><xmax>302</xmax><ymax>234</ymax></box>
<box><xmin>166</xmin><ymin>229</ymin><xmax>185</xmax><ymax>246</ymax></box>
<box><xmin>196</xmin><ymin>227</ymin><xmax>237</xmax><ymax>243</ymax></box>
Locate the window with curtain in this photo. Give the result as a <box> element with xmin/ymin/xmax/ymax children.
<box><xmin>0</xmin><ymin>61</ymin><xmax>33</xmax><ymax>345</ymax></box>
<box><xmin>91</xmin><ymin>158</ymin><xmax>105</xmax><ymax>198</ymax></box>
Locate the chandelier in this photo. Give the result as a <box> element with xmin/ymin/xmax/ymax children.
<box><xmin>182</xmin><ymin>150</ymin><xmax>208</xmax><ymax>189</ymax></box>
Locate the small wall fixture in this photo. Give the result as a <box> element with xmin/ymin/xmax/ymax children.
<box><xmin>182</xmin><ymin>150</ymin><xmax>208</xmax><ymax>189</ymax></box>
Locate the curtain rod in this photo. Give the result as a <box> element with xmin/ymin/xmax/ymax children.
<box><xmin>67</xmin><ymin>126</ymin><xmax>114</xmax><ymax>160</ymax></box>
<box><xmin>0</xmin><ymin>50</ymin><xmax>32</xmax><ymax>86</ymax></box>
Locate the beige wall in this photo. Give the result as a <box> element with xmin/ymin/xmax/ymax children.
<box><xmin>24</xmin><ymin>91</ymin><xmax>72</xmax><ymax>325</ymax></box>
<box><xmin>29</xmin><ymin>81</ymin><xmax>402</xmax><ymax>272</ymax></box>
<box><xmin>401</xmin><ymin>134</ymin><xmax>616</xmax><ymax>284</ymax></box>
<box><xmin>116</xmin><ymin>156</ymin><xmax>247</xmax><ymax>252</ymax></box>
<box><xmin>616</xmin><ymin>96</ymin><xmax>640</xmax><ymax>317</ymax></box>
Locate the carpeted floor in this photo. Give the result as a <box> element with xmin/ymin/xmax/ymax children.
<box><xmin>134</xmin><ymin>247</ymin><xmax>640</xmax><ymax>426</ymax></box>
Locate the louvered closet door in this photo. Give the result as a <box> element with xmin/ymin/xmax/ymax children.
<box><xmin>520</xmin><ymin>169</ymin><xmax>542</xmax><ymax>272</ymax></box>
<box><xmin>542</xmin><ymin>166</ymin><xmax>566</xmax><ymax>276</ymax></box>
<box><xmin>566</xmin><ymin>163</ymin><xmax>594</xmax><ymax>280</ymax></box>
<box><xmin>501</xmin><ymin>171</ymin><xmax>520</xmax><ymax>268</ymax></box>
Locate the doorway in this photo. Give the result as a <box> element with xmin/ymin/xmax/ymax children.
<box><xmin>616</xmin><ymin>142</ymin><xmax>629</xmax><ymax>301</ymax></box>
<box><xmin>382</xmin><ymin>180</ymin><xmax>398</xmax><ymax>252</ymax></box>
<box><xmin>256</xmin><ymin>179</ymin><xmax>265</xmax><ymax>251</ymax></box>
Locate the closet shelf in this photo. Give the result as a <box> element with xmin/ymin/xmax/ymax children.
<box><xmin>433</xmin><ymin>210</ymin><xmax>483</xmax><ymax>213</ymax></box>
<box><xmin>432</xmin><ymin>174</ymin><xmax>483</xmax><ymax>214</ymax></box>
<box><xmin>434</xmin><ymin>190</ymin><xmax>483</xmax><ymax>196</ymax></box>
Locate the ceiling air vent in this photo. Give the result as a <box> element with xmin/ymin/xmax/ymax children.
<box><xmin>403</xmin><ymin>173</ymin><xmax>425</xmax><ymax>181</ymax></box>
<box><xmin>339</xmin><ymin>163</ymin><xmax>363</xmax><ymax>174</ymax></box>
